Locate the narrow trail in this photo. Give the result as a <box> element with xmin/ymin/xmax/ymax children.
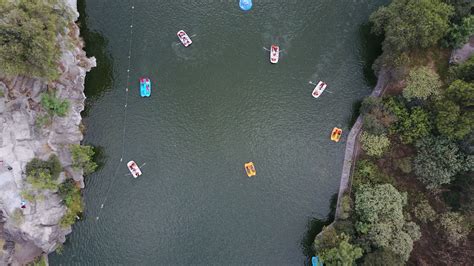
<box><xmin>96</xmin><ymin>4</ymin><xmax>135</xmax><ymax>221</ymax></box>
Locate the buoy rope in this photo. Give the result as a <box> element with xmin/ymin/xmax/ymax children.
<box><xmin>96</xmin><ymin>3</ymin><xmax>135</xmax><ymax>221</ymax></box>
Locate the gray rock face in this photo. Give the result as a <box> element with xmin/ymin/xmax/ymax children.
<box><xmin>0</xmin><ymin>1</ymin><xmax>95</xmax><ymax>264</ymax></box>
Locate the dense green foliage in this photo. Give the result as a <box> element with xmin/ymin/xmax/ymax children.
<box><xmin>26</xmin><ymin>155</ymin><xmax>62</xmax><ymax>180</ymax></box>
<box><xmin>435</xmin><ymin>79</ymin><xmax>474</xmax><ymax>140</ymax></box>
<box><xmin>0</xmin><ymin>0</ymin><xmax>70</xmax><ymax>80</ymax></box>
<box><xmin>360</xmin><ymin>132</ymin><xmax>390</xmax><ymax>157</ymax></box>
<box><xmin>449</xmin><ymin>55</ymin><xmax>474</xmax><ymax>82</ymax></box>
<box><xmin>319</xmin><ymin>233</ymin><xmax>363</xmax><ymax>266</ymax></box>
<box><xmin>444</xmin><ymin>15</ymin><xmax>474</xmax><ymax>48</ymax></box>
<box><xmin>370</xmin><ymin>0</ymin><xmax>453</xmax><ymax>56</ymax></box>
<box><xmin>435</xmin><ymin>99</ymin><xmax>474</xmax><ymax>140</ymax></box>
<box><xmin>438</xmin><ymin>212</ymin><xmax>470</xmax><ymax>244</ymax></box>
<box><xmin>384</xmin><ymin>97</ymin><xmax>433</xmax><ymax>144</ymax></box>
<box><xmin>446</xmin><ymin>79</ymin><xmax>474</xmax><ymax>107</ymax></box>
<box><xmin>58</xmin><ymin>179</ymin><xmax>83</xmax><ymax>228</ymax></box>
<box><xmin>403</xmin><ymin>66</ymin><xmax>442</xmax><ymax>100</ymax></box>
<box><xmin>25</xmin><ymin>155</ymin><xmax>62</xmax><ymax>190</ymax></box>
<box><xmin>360</xmin><ymin>97</ymin><xmax>393</xmax><ymax>135</ymax></box>
<box><xmin>355</xmin><ymin>184</ymin><xmax>419</xmax><ymax>261</ymax></box>
<box><xmin>362</xmin><ymin>249</ymin><xmax>404</xmax><ymax>266</ymax></box>
<box><xmin>413</xmin><ymin>200</ymin><xmax>437</xmax><ymax>223</ymax></box>
<box><xmin>414</xmin><ymin>136</ymin><xmax>473</xmax><ymax>189</ymax></box>
<box><xmin>353</xmin><ymin>159</ymin><xmax>393</xmax><ymax>187</ymax></box>
<box><xmin>41</xmin><ymin>92</ymin><xmax>70</xmax><ymax>117</ymax></box>
<box><xmin>70</xmin><ymin>144</ymin><xmax>98</xmax><ymax>175</ymax></box>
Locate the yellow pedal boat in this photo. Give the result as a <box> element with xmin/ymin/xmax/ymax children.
<box><xmin>244</xmin><ymin>162</ymin><xmax>256</xmax><ymax>177</ymax></box>
<box><xmin>331</xmin><ymin>127</ymin><xmax>342</xmax><ymax>142</ymax></box>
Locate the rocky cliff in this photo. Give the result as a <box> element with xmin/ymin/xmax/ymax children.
<box><xmin>0</xmin><ymin>0</ymin><xmax>95</xmax><ymax>264</ymax></box>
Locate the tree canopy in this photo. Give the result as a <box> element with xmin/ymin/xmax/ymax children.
<box><xmin>0</xmin><ymin>0</ymin><xmax>70</xmax><ymax>80</ymax></box>
<box><xmin>354</xmin><ymin>184</ymin><xmax>419</xmax><ymax>261</ymax></box>
<box><xmin>370</xmin><ymin>0</ymin><xmax>454</xmax><ymax>55</ymax></box>
<box><xmin>319</xmin><ymin>233</ymin><xmax>363</xmax><ymax>266</ymax></box>
<box><xmin>449</xmin><ymin>54</ymin><xmax>474</xmax><ymax>82</ymax></box>
<box><xmin>414</xmin><ymin>136</ymin><xmax>473</xmax><ymax>189</ymax></box>
<box><xmin>403</xmin><ymin>66</ymin><xmax>442</xmax><ymax>100</ymax></box>
<box><xmin>360</xmin><ymin>132</ymin><xmax>390</xmax><ymax>157</ymax></box>
<box><xmin>383</xmin><ymin>97</ymin><xmax>433</xmax><ymax>144</ymax></box>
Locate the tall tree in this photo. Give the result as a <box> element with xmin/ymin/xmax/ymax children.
<box><xmin>414</xmin><ymin>136</ymin><xmax>473</xmax><ymax>189</ymax></box>
<box><xmin>354</xmin><ymin>184</ymin><xmax>420</xmax><ymax>261</ymax></box>
<box><xmin>370</xmin><ymin>0</ymin><xmax>453</xmax><ymax>55</ymax></box>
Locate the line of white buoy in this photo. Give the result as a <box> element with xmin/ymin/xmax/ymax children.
<box><xmin>96</xmin><ymin>4</ymin><xmax>135</xmax><ymax>221</ymax></box>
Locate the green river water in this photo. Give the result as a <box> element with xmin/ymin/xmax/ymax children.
<box><xmin>50</xmin><ymin>0</ymin><xmax>385</xmax><ymax>264</ymax></box>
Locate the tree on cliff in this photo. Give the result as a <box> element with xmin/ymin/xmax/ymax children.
<box><xmin>370</xmin><ymin>0</ymin><xmax>453</xmax><ymax>56</ymax></box>
<box><xmin>0</xmin><ymin>0</ymin><xmax>71</xmax><ymax>80</ymax></box>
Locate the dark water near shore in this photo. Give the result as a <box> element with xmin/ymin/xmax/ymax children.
<box><xmin>50</xmin><ymin>0</ymin><xmax>385</xmax><ymax>264</ymax></box>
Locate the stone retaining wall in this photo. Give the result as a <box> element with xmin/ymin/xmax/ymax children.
<box><xmin>334</xmin><ymin>70</ymin><xmax>389</xmax><ymax>219</ymax></box>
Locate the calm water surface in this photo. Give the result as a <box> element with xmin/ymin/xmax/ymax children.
<box><xmin>50</xmin><ymin>0</ymin><xmax>386</xmax><ymax>264</ymax></box>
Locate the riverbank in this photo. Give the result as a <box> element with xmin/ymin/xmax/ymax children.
<box><xmin>0</xmin><ymin>0</ymin><xmax>95</xmax><ymax>264</ymax></box>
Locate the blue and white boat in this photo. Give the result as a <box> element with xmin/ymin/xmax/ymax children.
<box><xmin>140</xmin><ymin>77</ymin><xmax>151</xmax><ymax>97</ymax></box>
<box><xmin>239</xmin><ymin>0</ymin><xmax>252</xmax><ymax>11</ymax></box>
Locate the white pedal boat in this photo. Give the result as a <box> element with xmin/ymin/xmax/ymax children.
<box><xmin>177</xmin><ymin>30</ymin><xmax>192</xmax><ymax>47</ymax></box>
<box><xmin>312</xmin><ymin>81</ymin><xmax>327</xmax><ymax>98</ymax></box>
<box><xmin>270</xmin><ymin>45</ymin><xmax>279</xmax><ymax>64</ymax></box>
<box><xmin>127</xmin><ymin>160</ymin><xmax>142</xmax><ymax>178</ymax></box>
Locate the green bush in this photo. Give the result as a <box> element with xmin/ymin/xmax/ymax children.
<box><xmin>41</xmin><ymin>92</ymin><xmax>70</xmax><ymax>117</ymax></box>
<box><xmin>70</xmin><ymin>144</ymin><xmax>98</xmax><ymax>175</ymax></box>
<box><xmin>333</xmin><ymin>220</ymin><xmax>355</xmax><ymax>238</ymax></box>
<box><xmin>363</xmin><ymin>114</ymin><xmax>387</xmax><ymax>135</ymax></box>
<box><xmin>444</xmin><ymin>15</ymin><xmax>474</xmax><ymax>48</ymax></box>
<box><xmin>59</xmin><ymin>179</ymin><xmax>83</xmax><ymax>228</ymax></box>
<box><xmin>414</xmin><ymin>200</ymin><xmax>437</xmax><ymax>223</ymax></box>
<box><xmin>370</xmin><ymin>0</ymin><xmax>453</xmax><ymax>55</ymax></box>
<box><xmin>339</xmin><ymin>193</ymin><xmax>352</xmax><ymax>220</ymax></box>
<box><xmin>435</xmin><ymin>100</ymin><xmax>474</xmax><ymax>140</ymax></box>
<box><xmin>384</xmin><ymin>97</ymin><xmax>432</xmax><ymax>144</ymax></box>
<box><xmin>26</xmin><ymin>155</ymin><xmax>62</xmax><ymax>180</ymax></box>
<box><xmin>438</xmin><ymin>212</ymin><xmax>470</xmax><ymax>244</ymax></box>
<box><xmin>403</xmin><ymin>66</ymin><xmax>442</xmax><ymax>101</ymax></box>
<box><xmin>449</xmin><ymin>55</ymin><xmax>474</xmax><ymax>82</ymax></box>
<box><xmin>360</xmin><ymin>132</ymin><xmax>390</xmax><ymax>157</ymax></box>
<box><xmin>0</xmin><ymin>0</ymin><xmax>71</xmax><ymax>80</ymax></box>
<box><xmin>25</xmin><ymin>155</ymin><xmax>62</xmax><ymax>191</ymax></box>
<box><xmin>314</xmin><ymin>226</ymin><xmax>338</xmax><ymax>253</ymax></box>
<box><xmin>446</xmin><ymin>79</ymin><xmax>474</xmax><ymax>108</ymax></box>
<box><xmin>353</xmin><ymin>159</ymin><xmax>393</xmax><ymax>186</ymax></box>
<box><xmin>27</xmin><ymin>169</ymin><xmax>58</xmax><ymax>190</ymax></box>
<box><xmin>319</xmin><ymin>233</ymin><xmax>363</xmax><ymax>266</ymax></box>
<box><xmin>414</xmin><ymin>136</ymin><xmax>473</xmax><ymax>189</ymax></box>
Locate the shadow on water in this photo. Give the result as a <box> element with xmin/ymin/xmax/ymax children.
<box><xmin>301</xmin><ymin>193</ymin><xmax>338</xmax><ymax>264</ymax></box>
<box><xmin>91</xmin><ymin>145</ymin><xmax>107</xmax><ymax>172</ymax></box>
<box><xmin>358</xmin><ymin>22</ymin><xmax>383</xmax><ymax>87</ymax></box>
<box><xmin>77</xmin><ymin>0</ymin><xmax>114</xmax><ymax>116</ymax></box>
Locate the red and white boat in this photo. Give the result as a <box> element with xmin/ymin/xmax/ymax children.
<box><xmin>312</xmin><ymin>81</ymin><xmax>328</xmax><ymax>98</ymax></box>
<box><xmin>177</xmin><ymin>30</ymin><xmax>192</xmax><ymax>47</ymax></box>
<box><xmin>127</xmin><ymin>160</ymin><xmax>142</xmax><ymax>178</ymax></box>
<box><xmin>270</xmin><ymin>45</ymin><xmax>279</xmax><ymax>64</ymax></box>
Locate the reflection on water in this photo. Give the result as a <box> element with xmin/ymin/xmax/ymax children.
<box><xmin>77</xmin><ymin>0</ymin><xmax>114</xmax><ymax>115</ymax></box>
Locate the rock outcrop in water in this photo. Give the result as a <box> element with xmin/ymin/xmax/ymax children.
<box><xmin>0</xmin><ymin>0</ymin><xmax>95</xmax><ymax>264</ymax></box>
